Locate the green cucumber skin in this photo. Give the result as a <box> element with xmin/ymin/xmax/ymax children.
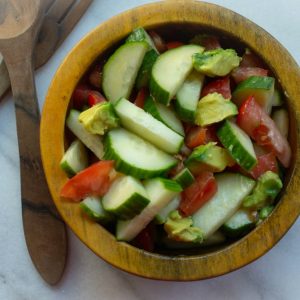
<box><xmin>221</xmin><ymin>210</ymin><xmax>256</xmax><ymax>238</ymax></box>
<box><xmin>104</xmin><ymin>193</ymin><xmax>150</xmax><ymax>220</ymax></box>
<box><xmin>157</xmin><ymin>178</ymin><xmax>183</xmax><ymax>193</ymax></box>
<box><xmin>60</xmin><ymin>160</ymin><xmax>76</xmax><ymax>177</ymax></box>
<box><xmin>80</xmin><ymin>198</ymin><xmax>114</xmax><ymax>224</ymax></box>
<box><xmin>150</xmin><ymin>75</ymin><xmax>171</xmax><ymax>105</ymax></box>
<box><xmin>217</xmin><ymin>121</ymin><xmax>257</xmax><ymax>171</ymax></box>
<box><xmin>144</xmin><ymin>96</ymin><xmax>184</xmax><ymax>136</ymax></box>
<box><xmin>136</xmin><ymin>50</ymin><xmax>159</xmax><ymax>89</ymax></box>
<box><xmin>173</xmin><ymin>168</ymin><xmax>195</xmax><ymax>189</ymax></box>
<box><xmin>174</xmin><ymin>100</ymin><xmax>196</xmax><ymax>122</ymax></box>
<box><xmin>103</xmin><ymin>133</ymin><xmax>177</xmax><ymax>179</ymax></box>
<box><xmin>102</xmin><ymin>42</ymin><xmax>148</xmax><ymax>103</ymax></box>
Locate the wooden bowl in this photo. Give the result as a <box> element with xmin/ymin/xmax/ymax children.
<box><xmin>40</xmin><ymin>0</ymin><xmax>300</xmax><ymax>280</ymax></box>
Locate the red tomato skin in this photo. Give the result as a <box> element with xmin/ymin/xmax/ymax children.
<box><xmin>134</xmin><ymin>88</ymin><xmax>147</xmax><ymax>108</ymax></box>
<box><xmin>185</xmin><ymin>126</ymin><xmax>219</xmax><ymax>149</ymax></box>
<box><xmin>60</xmin><ymin>161</ymin><xmax>114</xmax><ymax>202</ymax></box>
<box><xmin>201</xmin><ymin>77</ymin><xmax>231</xmax><ymax>99</ymax></box>
<box><xmin>237</xmin><ymin>96</ymin><xmax>291</xmax><ymax>168</ymax></box>
<box><xmin>249</xmin><ymin>152</ymin><xmax>278</xmax><ymax>179</ymax></box>
<box><xmin>180</xmin><ymin>172</ymin><xmax>217</xmax><ymax>216</ymax></box>
<box><xmin>240</xmin><ymin>51</ymin><xmax>265</xmax><ymax>68</ymax></box>
<box><xmin>201</xmin><ymin>36</ymin><xmax>221</xmax><ymax>50</ymax></box>
<box><xmin>186</xmin><ymin>127</ymin><xmax>207</xmax><ymax>149</ymax></box>
<box><xmin>166</xmin><ymin>41</ymin><xmax>184</xmax><ymax>50</ymax></box>
<box><xmin>88</xmin><ymin>91</ymin><xmax>106</xmax><ymax>107</ymax></box>
<box><xmin>133</xmin><ymin>225</ymin><xmax>155</xmax><ymax>252</ymax></box>
<box><xmin>231</xmin><ymin>67</ymin><xmax>268</xmax><ymax>84</ymax></box>
<box><xmin>149</xmin><ymin>31</ymin><xmax>167</xmax><ymax>53</ymax></box>
<box><xmin>72</xmin><ymin>84</ymin><xmax>91</xmax><ymax>109</ymax></box>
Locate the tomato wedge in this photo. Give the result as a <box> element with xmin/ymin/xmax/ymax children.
<box><xmin>60</xmin><ymin>161</ymin><xmax>114</xmax><ymax>201</ymax></box>
<box><xmin>133</xmin><ymin>224</ymin><xmax>155</xmax><ymax>252</ymax></box>
<box><xmin>149</xmin><ymin>31</ymin><xmax>167</xmax><ymax>53</ymax></box>
<box><xmin>166</xmin><ymin>41</ymin><xmax>184</xmax><ymax>50</ymax></box>
<box><xmin>185</xmin><ymin>126</ymin><xmax>218</xmax><ymax>149</ymax></box>
<box><xmin>88</xmin><ymin>91</ymin><xmax>106</xmax><ymax>107</ymax></box>
<box><xmin>231</xmin><ymin>67</ymin><xmax>268</xmax><ymax>84</ymax></box>
<box><xmin>201</xmin><ymin>77</ymin><xmax>231</xmax><ymax>99</ymax></box>
<box><xmin>237</xmin><ymin>96</ymin><xmax>291</xmax><ymax>167</ymax></box>
<box><xmin>180</xmin><ymin>172</ymin><xmax>217</xmax><ymax>216</ymax></box>
<box><xmin>134</xmin><ymin>88</ymin><xmax>147</xmax><ymax>108</ymax></box>
<box><xmin>240</xmin><ymin>50</ymin><xmax>265</xmax><ymax>68</ymax></box>
<box><xmin>249</xmin><ymin>152</ymin><xmax>278</xmax><ymax>179</ymax></box>
<box><xmin>200</xmin><ymin>35</ymin><xmax>221</xmax><ymax>50</ymax></box>
<box><xmin>72</xmin><ymin>84</ymin><xmax>91</xmax><ymax>109</ymax></box>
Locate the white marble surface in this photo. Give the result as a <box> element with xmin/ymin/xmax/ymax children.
<box><xmin>0</xmin><ymin>0</ymin><xmax>300</xmax><ymax>299</ymax></box>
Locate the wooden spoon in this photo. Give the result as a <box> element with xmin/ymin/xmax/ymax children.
<box><xmin>0</xmin><ymin>0</ymin><xmax>67</xmax><ymax>285</ymax></box>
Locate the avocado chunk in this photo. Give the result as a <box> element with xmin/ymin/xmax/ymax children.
<box><xmin>185</xmin><ymin>142</ymin><xmax>235</xmax><ymax>174</ymax></box>
<box><xmin>164</xmin><ymin>210</ymin><xmax>204</xmax><ymax>243</ymax></box>
<box><xmin>195</xmin><ymin>92</ymin><xmax>238</xmax><ymax>126</ymax></box>
<box><xmin>193</xmin><ymin>48</ymin><xmax>241</xmax><ymax>77</ymax></box>
<box><xmin>258</xmin><ymin>205</ymin><xmax>274</xmax><ymax>221</ymax></box>
<box><xmin>243</xmin><ymin>171</ymin><xmax>282</xmax><ymax>209</ymax></box>
<box><xmin>232</xmin><ymin>76</ymin><xmax>275</xmax><ymax>114</ymax></box>
<box><xmin>79</xmin><ymin>102</ymin><xmax>119</xmax><ymax>135</ymax></box>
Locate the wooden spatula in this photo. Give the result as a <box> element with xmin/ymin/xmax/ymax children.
<box><xmin>0</xmin><ymin>0</ymin><xmax>92</xmax><ymax>99</ymax></box>
<box><xmin>0</xmin><ymin>0</ymin><xmax>67</xmax><ymax>285</ymax></box>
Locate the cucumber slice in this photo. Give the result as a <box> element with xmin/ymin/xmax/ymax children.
<box><xmin>155</xmin><ymin>195</ymin><xmax>181</xmax><ymax>224</ymax></box>
<box><xmin>221</xmin><ymin>209</ymin><xmax>256</xmax><ymax>238</ymax></box>
<box><xmin>272</xmin><ymin>89</ymin><xmax>283</xmax><ymax>107</ymax></box>
<box><xmin>217</xmin><ymin>120</ymin><xmax>257</xmax><ymax>171</ymax></box>
<box><xmin>172</xmin><ymin>168</ymin><xmax>195</xmax><ymax>189</ymax></box>
<box><xmin>272</xmin><ymin>109</ymin><xmax>289</xmax><ymax>138</ymax></box>
<box><xmin>232</xmin><ymin>76</ymin><xmax>275</xmax><ymax>114</ymax></box>
<box><xmin>136</xmin><ymin>49</ymin><xmax>159</xmax><ymax>89</ymax></box>
<box><xmin>102</xmin><ymin>42</ymin><xmax>148</xmax><ymax>103</ymax></box>
<box><xmin>126</xmin><ymin>27</ymin><xmax>158</xmax><ymax>53</ymax></box>
<box><xmin>175</xmin><ymin>71</ymin><xmax>205</xmax><ymax>122</ymax></box>
<box><xmin>102</xmin><ymin>176</ymin><xmax>150</xmax><ymax>220</ymax></box>
<box><xmin>150</xmin><ymin>45</ymin><xmax>204</xmax><ymax>105</ymax></box>
<box><xmin>60</xmin><ymin>139</ymin><xmax>88</xmax><ymax>177</ymax></box>
<box><xmin>66</xmin><ymin>109</ymin><xmax>104</xmax><ymax>159</ymax></box>
<box><xmin>144</xmin><ymin>96</ymin><xmax>184</xmax><ymax>136</ymax></box>
<box><xmin>80</xmin><ymin>196</ymin><xmax>114</xmax><ymax>224</ymax></box>
<box><xmin>192</xmin><ymin>173</ymin><xmax>255</xmax><ymax>238</ymax></box>
<box><xmin>114</xmin><ymin>98</ymin><xmax>184</xmax><ymax>154</ymax></box>
<box><xmin>116</xmin><ymin>178</ymin><xmax>182</xmax><ymax>241</ymax></box>
<box><xmin>104</xmin><ymin>128</ymin><xmax>177</xmax><ymax>179</ymax></box>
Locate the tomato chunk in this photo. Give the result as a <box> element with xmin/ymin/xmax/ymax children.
<box><xmin>88</xmin><ymin>91</ymin><xmax>106</xmax><ymax>107</ymax></box>
<box><xmin>149</xmin><ymin>31</ymin><xmax>167</xmax><ymax>53</ymax></box>
<box><xmin>133</xmin><ymin>224</ymin><xmax>155</xmax><ymax>252</ymax></box>
<box><xmin>200</xmin><ymin>35</ymin><xmax>221</xmax><ymax>50</ymax></box>
<box><xmin>201</xmin><ymin>77</ymin><xmax>231</xmax><ymax>99</ymax></box>
<box><xmin>249</xmin><ymin>152</ymin><xmax>278</xmax><ymax>179</ymax></box>
<box><xmin>72</xmin><ymin>84</ymin><xmax>91</xmax><ymax>109</ymax></box>
<box><xmin>180</xmin><ymin>172</ymin><xmax>217</xmax><ymax>216</ymax></box>
<box><xmin>231</xmin><ymin>67</ymin><xmax>268</xmax><ymax>84</ymax></box>
<box><xmin>166</xmin><ymin>41</ymin><xmax>184</xmax><ymax>50</ymax></box>
<box><xmin>134</xmin><ymin>88</ymin><xmax>147</xmax><ymax>108</ymax></box>
<box><xmin>60</xmin><ymin>161</ymin><xmax>114</xmax><ymax>201</ymax></box>
<box><xmin>240</xmin><ymin>50</ymin><xmax>265</xmax><ymax>68</ymax></box>
<box><xmin>185</xmin><ymin>126</ymin><xmax>218</xmax><ymax>149</ymax></box>
<box><xmin>237</xmin><ymin>96</ymin><xmax>291</xmax><ymax>167</ymax></box>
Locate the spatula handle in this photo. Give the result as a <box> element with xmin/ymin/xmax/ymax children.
<box><xmin>3</xmin><ymin>39</ymin><xmax>67</xmax><ymax>286</ymax></box>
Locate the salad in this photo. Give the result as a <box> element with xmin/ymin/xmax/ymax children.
<box><xmin>59</xmin><ymin>28</ymin><xmax>291</xmax><ymax>252</ymax></box>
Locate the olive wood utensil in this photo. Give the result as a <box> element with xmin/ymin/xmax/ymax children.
<box><xmin>0</xmin><ymin>0</ymin><xmax>67</xmax><ymax>285</ymax></box>
<box><xmin>0</xmin><ymin>0</ymin><xmax>92</xmax><ymax>99</ymax></box>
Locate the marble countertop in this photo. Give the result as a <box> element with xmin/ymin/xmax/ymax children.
<box><xmin>1</xmin><ymin>1</ymin><xmax>299</xmax><ymax>299</ymax></box>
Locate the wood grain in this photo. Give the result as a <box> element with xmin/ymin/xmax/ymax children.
<box><xmin>0</xmin><ymin>0</ymin><xmax>67</xmax><ymax>285</ymax></box>
<box><xmin>41</xmin><ymin>0</ymin><xmax>300</xmax><ymax>280</ymax></box>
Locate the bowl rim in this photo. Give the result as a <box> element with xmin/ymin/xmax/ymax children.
<box><xmin>40</xmin><ymin>0</ymin><xmax>300</xmax><ymax>281</ymax></box>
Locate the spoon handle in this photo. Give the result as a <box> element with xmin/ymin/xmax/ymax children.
<box><xmin>3</xmin><ymin>33</ymin><xmax>67</xmax><ymax>286</ymax></box>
